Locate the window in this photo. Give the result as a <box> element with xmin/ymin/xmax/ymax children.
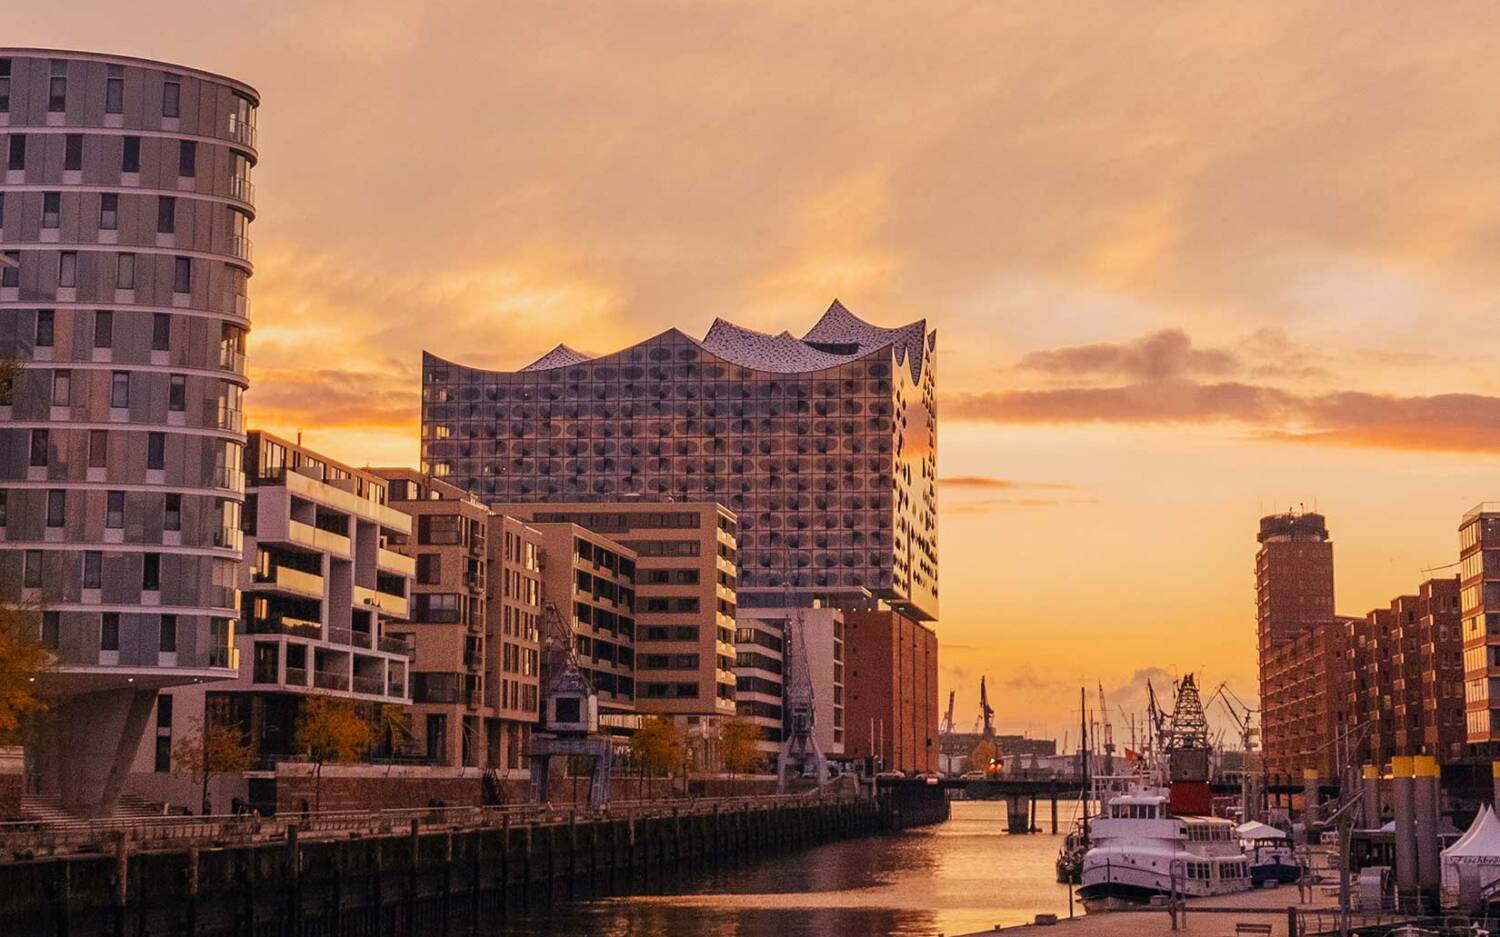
<box><xmin>105</xmin><ymin>71</ymin><xmax>123</xmax><ymax>114</ymax></box>
<box><xmin>42</xmin><ymin>193</ymin><xmax>59</xmax><ymax>228</ymax></box>
<box><xmin>51</xmin><ymin>370</ymin><xmax>71</xmax><ymax>406</ymax></box>
<box><xmin>173</xmin><ymin>256</ymin><xmax>191</xmax><ymax>293</ymax></box>
<box><xmin>58</xmin><ymin>252</ymin><xmax>76</xmax><ymax>288</ymax></box>
<box><xmin>418</xmin><ymin>514</ymin><xmax>462</xmax><ymax>545</ymax></box>
<box><xmin>88</xmin><ymin>430</ymin><xmax>107</xmax><ymax>468</ymax></box>
<box><xmin>23</xmin><ymin>550</ymin><xmax>42</xmax><ymax>588</ymax></box>
<box><xmin>106</xmin><ymin>490</ymin><xmax>125</xmax><ymax>528</ymax></box>
<box><xmin>82</xmin><ymin>551</ymin><xmax>101</xmax><ymax>589</ymax></box>
<box><xmin>100</xmin><ymin>193</ymin><xmax>118</xmax><ymax>230</ymax></box>
<box><xmin>45</xmin><ymin>490</ymin><xmax>64</xmax><ymax>528</ymax></box>
<box><xmin>7</xmin><ymin>134</ymin><xmax>23</xmax><ymax>171</ymax></box>
<box><xmin>160</xmin><ymin>614</ymin><xmax>177</xmax><ymax>653</ymax></box>
<box><xmin>29</xmin><ymin>429</ymin><xmax>48</xmax><ymax>467</ymax></box>
<box><xmin>48</xmin><ymin>63</ymin><xmax>66</xmax><ymax>112</ymax></box>
<box><xmin>0</xmin><ymin>59</ymin><xmax>9</xmax><ymax>113</ymax></box>
<box><xmin>416</xmin><ymin>553</ymin><xmax>442</xmax><ymax>585</ymax></box>
<box><xmin>116</xmin><ymin>254</ymin><xmax>135</xmax><ymax>289</ymax></box>
<box><xmin>40</xmin><ymin>612</ymin><xmax>59</xmax><ymax>649</ymax></box>
<box><xmin>157</xmin><ymin>196</ymin><xmax>175</xmax><ymax>234</ymax></box>
<box><xmin>147</xmin><ymin>432</ymin><xmax>165</xmax><ymax>470</ymax></box>
<box><xmin>164</xmin><ymin>493</ymin><xmax>181</xmax><ymax>531</ymax></box>
<box><xmin>0</xmin><ymin>491</ymin><xmax>6</xmax><ymax>528</ymax></box>
<box><xmin>101</xmin><ymin>613</ymin><xmax>120</xmax><ymax>651</ymax></box>
<box><xmin>1</xmin><ymin>252</ymin><xmax>17</xmax><ymax>287</ymax></box>
<box><xmin>142</xmin><ymin>553</ymin><xmax>161</xmax><ymax>591</ymax></box>
<box><xmin>122</xmin><ymin>136</ymin><xmax>140</xmax><ymax>173</ymax></box>
<box><xmin>162</xmin><ymin>79</ymin><xmax>180</xmax><ymax>118</ymax></box>
<box><xmin>168</xmin><ymin>374</ymin><xmax>186</xmax><ymax>411</ymax></box>
<box><xmin>152</xmin><ymin>313</ymin><xmax>171</xmax><ymax>350</ymax></box>
<box><xmin>179</xmin><ymin>141</ymin><xmax>196</xmax><ymax>178</ymax></box>
<box><xmin>95</xmin><ymin>310</ymin><xmax>113</xmax><ymax>347</ymax></box>
<box><xmin>110</xmin><ymin>371</ymin><xmax>129</xmax><ymax>408</ymax></box>
<box><xmin>64</xmin><ymin>134</ymin><xmax>82</xmax><ymax>171</ymax></box>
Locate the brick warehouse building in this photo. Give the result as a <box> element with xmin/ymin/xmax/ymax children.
<box><xmin>841</xmin><ymin>605</ymin><xmax>938</xmax><ymax>774</ymax></box>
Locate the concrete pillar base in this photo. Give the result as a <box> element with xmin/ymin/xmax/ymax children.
<box><xmin>31</xmin><ymin>688</ymin><xmax>157</xmax><ymax>817</ymax></box>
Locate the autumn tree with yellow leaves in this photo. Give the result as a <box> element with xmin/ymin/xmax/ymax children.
<box><xmin>294</xmin><ymin>697</ymin><xmax>374</xmax><ymax>811</ymax></box>
<box><xmin>173</xmin><ymin>717</ymin><xmax>254</xmax><ymax>815</ymax></box>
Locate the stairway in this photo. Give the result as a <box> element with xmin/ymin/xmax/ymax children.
<box><xmin>19</xmin><ymin>792</ymin><xmax>166</xmax><ymax>823</ymax></box>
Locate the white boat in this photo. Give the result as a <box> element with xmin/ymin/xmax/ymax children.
<box><xmin>1077</xmin><ymin>788</ymin><xmax>1252</xmax><ymax>912</ymax></box>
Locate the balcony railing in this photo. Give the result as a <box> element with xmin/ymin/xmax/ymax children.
<box><xmin>352</xmin><ymin>675</ymin><xmax>386</xmax><ymax>696</ymax></box>
<box><xmin>228</xmin><ymin>175</ymin><xmax>255</xmax><ymax>204</ymax></box>
<box><xmin>313</xmin><ymin>671</ymin><xmax>348</xmax><ymax>691</ymax></box>
<box><xmin>253</xmin><ymin>565</ymin><xmax>324</xmax><ymax>597</ymax></box>
<box><xmin>227</xmin><ymin>234</ymin><xmax>253</xmax><ymax>263</ymax></box>
<box><xmin>284</xmin><ymin>666</ymin><xmax>308</xmax><ymax>686</ymax></box>
<box><xmin>377</xmin><ymin>548</ymin><xmax>416</xmax><ymax>577</ymax></box>
<box><xmin>218</xmin><ymin>346</ymin><xmax>247</xmax><ymax>374</ymax></box>
<box><xmin>354</xmin><ymin>585</ymin><xmax>408</xmax><ymax>618</ymax></box>
<box><xmin>227</xmin><ymin>118</ymin><xmax>257</xmax><ymax>149</ymax></box>
<box><xmin>244</xmin><ymin>615</ymin><xmax>321</xmax><ymax>639</ymax></box>
<box><xmin>286</xmin><ymin>519</ymin><xmax>351</xmax><ymax>557</ymax></box>
<box><xmin>379</xmin><ymin>635</ymin><xmax>414</xmax><ymax>656</ymax></box>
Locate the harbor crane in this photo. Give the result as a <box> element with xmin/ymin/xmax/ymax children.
<box><xmin>777</xmin><ymin>608</ymin><xmax>829</xmax><ymax>789</ymax></box>
<box><xmin>978</xmin><ymin>676</ymin><xmax>996</xmax><ymax>742</ymax></box>
<box><xmin>941</xmin><ymin>690</ymin><xmax>956</xmax><ymax>737</ymax></box>
<box><xmin>1097</xmin><ymin>683</ymin><xmax>1115</xmax><ymax>775</ymax></box>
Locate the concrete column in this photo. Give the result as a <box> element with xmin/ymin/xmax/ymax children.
<box><xmin>1302</xmin><ymin>768</ymin><xmax>1320</xmax><ymax>828</ymax></box>
<box><xmin>1413</xmin><ymin>755</ymin><xmax>1441</xmax><ymax>912</ymax></box>
<box><xmin>34</xmin><ymin>688</ymin><xmax>157</xmax><ymax>816</ymax></box>
<box><xmin>1391</xmin><ymin>755</ymin><xmax>1417</xmax><ymax>901</ymax></box>
<box><xmin>1360</xmin><ymin>766</ymin><xmax>1379</xmax><ymax>830</ymax></box>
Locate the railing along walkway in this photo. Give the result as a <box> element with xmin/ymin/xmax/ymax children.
<box><xmin>0</xmin><ymin>792</ymin><xmax>856</xmax><ymax>861</ymax></box>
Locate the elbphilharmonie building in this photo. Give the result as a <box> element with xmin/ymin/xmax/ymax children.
<box><xmin>420</xmin><ymin>301</ymin><xmax>938</xmax><ymax>621</ymax></box>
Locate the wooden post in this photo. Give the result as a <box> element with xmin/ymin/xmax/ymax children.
<box><xmin>1286</xmin><ymin>905</ymin><xmax>1298</xmax><ymax>937</ymax></box>
<box><xmin>112</xmin><ymin>832</ymin><xmax>127</xmax><ymax>937</ymax></box>
<box><xmin>1050</xmin><ymin>793</ymin><xmax>1058</xmax><ymax>834</ymax></box>
<box><xmin>372</xmin><ymin>839</ymin><xmax>385</xmax><ymax>937</ymax></box>
<box><xmin>406</xmin><ymin>819</ymin><xmax>420</xmax><ymax>936</ymax></box>
<box><xmin>442</xmin><ymin>829</ymin><xmax>454</xmax><ymax>937</ymax></box>
<box><xmin>56</xmin><ymin>855</ymin><xmax>72</xmax><ymax>937</ymax></box>
<box><xmin>286</xmin><ymin>823</ymin><xmax>302</xmax><ymax>934</ymax></box>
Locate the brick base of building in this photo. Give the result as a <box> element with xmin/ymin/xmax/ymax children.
<box><xmin>0</xmin><ymin>747</ymin><xmax>22</xmax><ymax>819</ymax></box>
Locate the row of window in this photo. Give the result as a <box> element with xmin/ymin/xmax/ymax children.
<box><xmin>2</xmin><ymin>250</ymin><xmax>197</xmax><ymax>292</ymax></box>
<box><xmin>0</xmin><ymin>60</ymin><xmax>179</xmax><ymax>117</ymax></box>
<box><xmin>3</xmin><ymin>133</ymin><xmax>201</xmax><ymax>178</ymax></box>
<box><xmin>46</xmin><ymin>368</ymin><xmax>190</xmax><ymax>410</ymax></box>
<box><xmin>22</xmin><ymin>546</ymin><xmax>165</xmax><ymax>591</ymax></box>
<box><xmin>7</xmin><ymin>192</ymin><xmax>246</xmax><ymax>237</ymax></box>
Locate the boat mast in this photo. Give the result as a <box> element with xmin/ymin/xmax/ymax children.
<box><xmin>1080</xmin><ymin>686</ymin><xmax>1091</xmax><ymax>844</ymax></box>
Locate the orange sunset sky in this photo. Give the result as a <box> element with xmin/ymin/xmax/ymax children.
<box><xmin>18</xmin><ymin>2</ymin><xmax>1500</xmax><ymax>743</ymax></box>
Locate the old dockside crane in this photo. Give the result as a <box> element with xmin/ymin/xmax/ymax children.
<box><xmin>777</xmin><ymin>608</ymin><xmax>830</xmax><ymax>790</ymax></box>
<box><xmin>527</xmin><ymin>600</ymin><xmax>614</xmax><ymax>809</ymax></box>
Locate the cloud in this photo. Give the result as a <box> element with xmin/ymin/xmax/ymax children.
<box><xmin>946</xmin><ymin>498</ymin><xmax>1098</xmax><ymax>514</ymax></box>
<box><xmin>939</xmin><ymin>476</ymin><xmax>1077</xmax><ymax>490</ymax></box>
<box><xmin>1019</xmin><ymin>329</ymin><xmax>1239</xmax><ymax>382</ymax></box>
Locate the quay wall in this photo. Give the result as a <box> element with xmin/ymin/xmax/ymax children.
<box><xmin>0</xmin><ymin>794</ymin><xmax>936</xmax><ymax>936</ymax></box>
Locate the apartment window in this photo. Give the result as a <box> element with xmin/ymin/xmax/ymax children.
<box><xmin>160</xmin><ymin>614</ymin><xmax>177</xmax><ymax>653</ymax></box>
<box><xmin>0</xmin><ymin>192</ymin><xmax>4</xmax><ymax>226</ymax></box>
<box><xmin>179</xmin><ymin>141</ymin><xmax>196</xmax><ymax>178</ymax></box>
<box><xmin>58</xmin><ymin>252</ymin><xmax>76</xmax><ymax>288</ymax></box>
<box><xmin>64</xmin><ymin>134</ymin><xmax>82</xmax><ymax>171</ymax></box>
<box><xmin>152</xmin><ymin>313</ymin><xmax>171</xmax><ymax>350</ymax></box>
<box><xmin>0</xmin><ymin>491</ymin><xmax>6</xmax><ymax>528</ymax></box>
<box><xmin>157</xmin><ymin>196</ymin><xmax>175</xmax><ymax>234</ymax></box>
<box><xmin>23</xmin><ymin>550</ymin><xmax>42</xmax><ymax>588</ymax></box>
<box><xmin>143</xmin><ymin>553</ymin><xmax>161</xmax><ymax>591</ymax></box>
<box><xmin>100</xmin><ymin>193</ymin><xmax>118</xmax><ymax>230</ymax></box>
<box><xmin>29</xmin><ymin>429</ymin><xmax>49</xmax><ymax>467</ymax></box>
<box><xmin>41</xmin><ymin>193</ymin><xmax>59</xmax><ymax>228</ymax></box>
<box><xmin>101</xmin><ymin>613</ymin><xmax>120</xmax><ymax>651</ymax></box>
<box><xmin>7</xmin><ymin>134</ymin><xmax>24</xmax><ymax>171</ymax></box>
<box><xmin>82</xmin><ymin>551</ymin><xmax>102</xmax><ymax>589</ymax></box>
<box><xmin>105</xmin><ymin>72</ymin><xmax>123</xmax><ymax>114</ymax></box>
<box><xmin>116</xmin><ymin>254</ymin><xmax>135</xmax><ymax>289</ymax></box>
<box><xmin>173</xmin><ymin>256</ymin><xmax>191</xmax><ymax>293</ymax></box>
<box><xmin>45</xmin><ymin>490</ymin><xmax>65</xmax><ymax>528</ymax></box>
<box><xmin>162</xmin><ymin>79</ymin><xmax>180</xmax><ymax>118</ymax></box>
<box><xmin>122</xmin><ymin>136</ymin><xmax>140</xmax><ymax>173</ymax></box>
<box><xmin>416</xmin><ymin>553</ymin><xmax>442</xmax><ymax>585</ymax></box>
<box><xmin>106</xmin><ymin>490</ymin><xmax>125</xmax><ymax>528</ymax></box>
<box><xmin>94</xmin><ymin>310</ymin><xmax>113</xmax><ymax>347</ymax></box>
<box><xmin>50</xmin><ymin>370</ymin><xmax>70</xmax><ymax>407</ymax></box>
<box><xmin>88</xmin><ymin>429</ymin><xmax>108</xmax><ymax>468</ymax></box>
<box><xmin>1</xmin><ymin>252</ymin><xmax>17</xmax><ymax>287</ymax></box>
<box><xmin>0</xmin><ymin>59</ymin><xmax>9</xmax><ymax>113</ymax></box>
<box><xmin>33</xmin><ymin>310</ymin><xmax>53</xmax><ymax>347</ymax></box>
<box><xmin>147</xmin><ymin>432</ymin><xmax>165</xmax><ymax>470</ymax></box>
<box><xmin>48</xmin><ymin>65</ymin><xmax>66</xmax><ymax>112</ymax></box>
<box><xmin>168</xmin><ymin>374</ymin><xmax>186</xmax><ymax>412</ymax></box>
<box><xmin>110</xmin><ymin>371</ymin><xmax>129</xmax><ymax>408</ymax></box>
<box><xmin>40</xmin><ymin>612</ymin><xmax>59</xmax><ymax>649</ymax></box>
<box><xmin>164</xmin><ymin>493</ymin><xmax>181</xmax><ymax>531</ymax></box>
<box><xmin>157</xmin><ymin>694</ymin><xmax>173</xmax><ymax>729</ymax></box>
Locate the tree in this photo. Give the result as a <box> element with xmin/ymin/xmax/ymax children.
<box><xmin>970</xmin><ymin>739</ymin><xmax>1000</xmax><ymax>776</ymax></box>
<box><xmin>373</xmin><ymin>704</ymin><xmax>412</xmax><ymax>758</ymax></box>
<box><xmin>719</xmin><ymin>716</ymin><xmax>763</xmax><ymax>796</ymax></box>
<box><xmin>0</xmin><ymin>355</ymin><xmax>20</xmax><ymax>408</ymax></box>
<box><xmin>630</xmin><ymin>716</ymin><xmax>685</xmax><ymax>800</ymax></box>
<box><xmin>294</xmin><ymin>698</ymin><xmax>373</xmax><ymax>811</ymax></box>
<box><xmin>0</xmin><ymin>597</ymin><xmax>53</xmax><ymax>743</ymax></box>
<box><xmin>173</xmin><ymin>717</ymin><xmax>254</xmax><ymax>815</ymax></box>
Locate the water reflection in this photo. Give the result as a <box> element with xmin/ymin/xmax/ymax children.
<box><xmin>500</xmin><ymin>800</ymin><xmax>1082</xmax><ymax>937</ymax></box>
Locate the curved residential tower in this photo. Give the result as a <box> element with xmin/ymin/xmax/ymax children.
<box><xmin>0</xmin><ymin>49</ymin><xmax>257</xmax><ymax>814</ymax></box>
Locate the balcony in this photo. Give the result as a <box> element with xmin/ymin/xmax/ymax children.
<box><xmin>352</xmin><ymin>675</ymin><xmax>386</xmax><ymax>696</ymax></box>
<box><xmin>286</xmin><ymin>519</ymin><xmax>352</xmax><ymax>558</ymax></box>
<box><xmin>252</xmin><ymin>565</ymin><xmax>324</xmax><ymax>598</ymax></box>
<box><xmin>377</xmin><ymin>548</ymin><xmax>416</xmax><ymax>577</ymax></box>
<box><xmin>228</xmin><ymin>175</ymin><xmax>255</xmax><ymax>205</ymax></box>
<box><xmin>227</xmin><ymin>117</ymin><xmax>257</xmax><ymax>149</ymax></box>
<box><xmin>284</xmin><ymin>666</ymin><xmax>308</xmax><ymax>687</ymax></box>
<box><xmin>313</xmin><ymin>671</ymin><xmax>348</xmax><ymax>691</ymax></box>
<box><xmin>218</xmin><ymin>346</ymin><xmax>247</xmax><ymax>375</ymax></box>
<box><xmin>244</xmin><ymin>615</ymin><xmax>321</xmax><ymax>639</ymax></box>
<box><xmin>379</xmin><ymin>634</ymin><xmax>415</xmax><ymax>656</ymax></box>
<box><xmin>227</xmin><ymin>234</ymin><xmax>254</xmax><ymax>263</ymax></box>
<box><xmin>354</xmin><ymin>585</ymin><xmax>408</xmax><ymax>618</ymax></box>
<box><xmin>210</xmin><ymin>464</ymin><xmax>246</xmax><ymax>493</ymax></box>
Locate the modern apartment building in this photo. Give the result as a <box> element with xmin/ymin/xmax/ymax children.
<box><xmin>1255</xmin><ymin>511</ymin><xmax>1340</xmax><ymax>777</ymax></box>
<box><xmin>1461</xmin><ymin>504</ymin><xmax>1500</xmax><ymax>750</ymax></box>
<box><xmin>489</xmin><ymin>502</ymin><xmax>737</xmax><ymax>724</ymax></box>
<box><xmin>841</xmin><ymin>605</ymin><xmax>938</xmax><ymax>774</ymax></box>
<box><xmin>526</xmin><ymin>522</ymin><xmax>638</xmax><ymax>734</ymax></box>
<box><xmin>203</xmin><ymin>432</ymin><xmax>413</xmax><ymax>759</ymax></box>
<box><xmin>733</xmin><ymin>606</ymin><xmax>845</xmax><ymax>762</ymax></box>
<box><xmin>0</xmin><ymin>49</ymin><xmax>258</xmax><ymax>814</ymax></box>
<box><xmin>1401</xmin><ymin>579</ymin><xmax>1463</xmax><ymax>763</ymax></box>
<box><xmin>376</xmin><ymin>469</ymin><xmax>542</xmax><ymax>770</ymax></box>
<box><xmin>419</xmin><ymin>302</ymin><xmax>939</xmax><ymax>623</ymax></box>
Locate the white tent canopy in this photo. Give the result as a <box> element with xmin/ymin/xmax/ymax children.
<box><xmin>1443</xmin><ymin>806</ymin><xmax>1500</xmax><ymax>893</ymax></box>
<box><xmin>1236</xmin><ymin>821</ymin><xmax>1288</xmax><ymax>841</ymax></box>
